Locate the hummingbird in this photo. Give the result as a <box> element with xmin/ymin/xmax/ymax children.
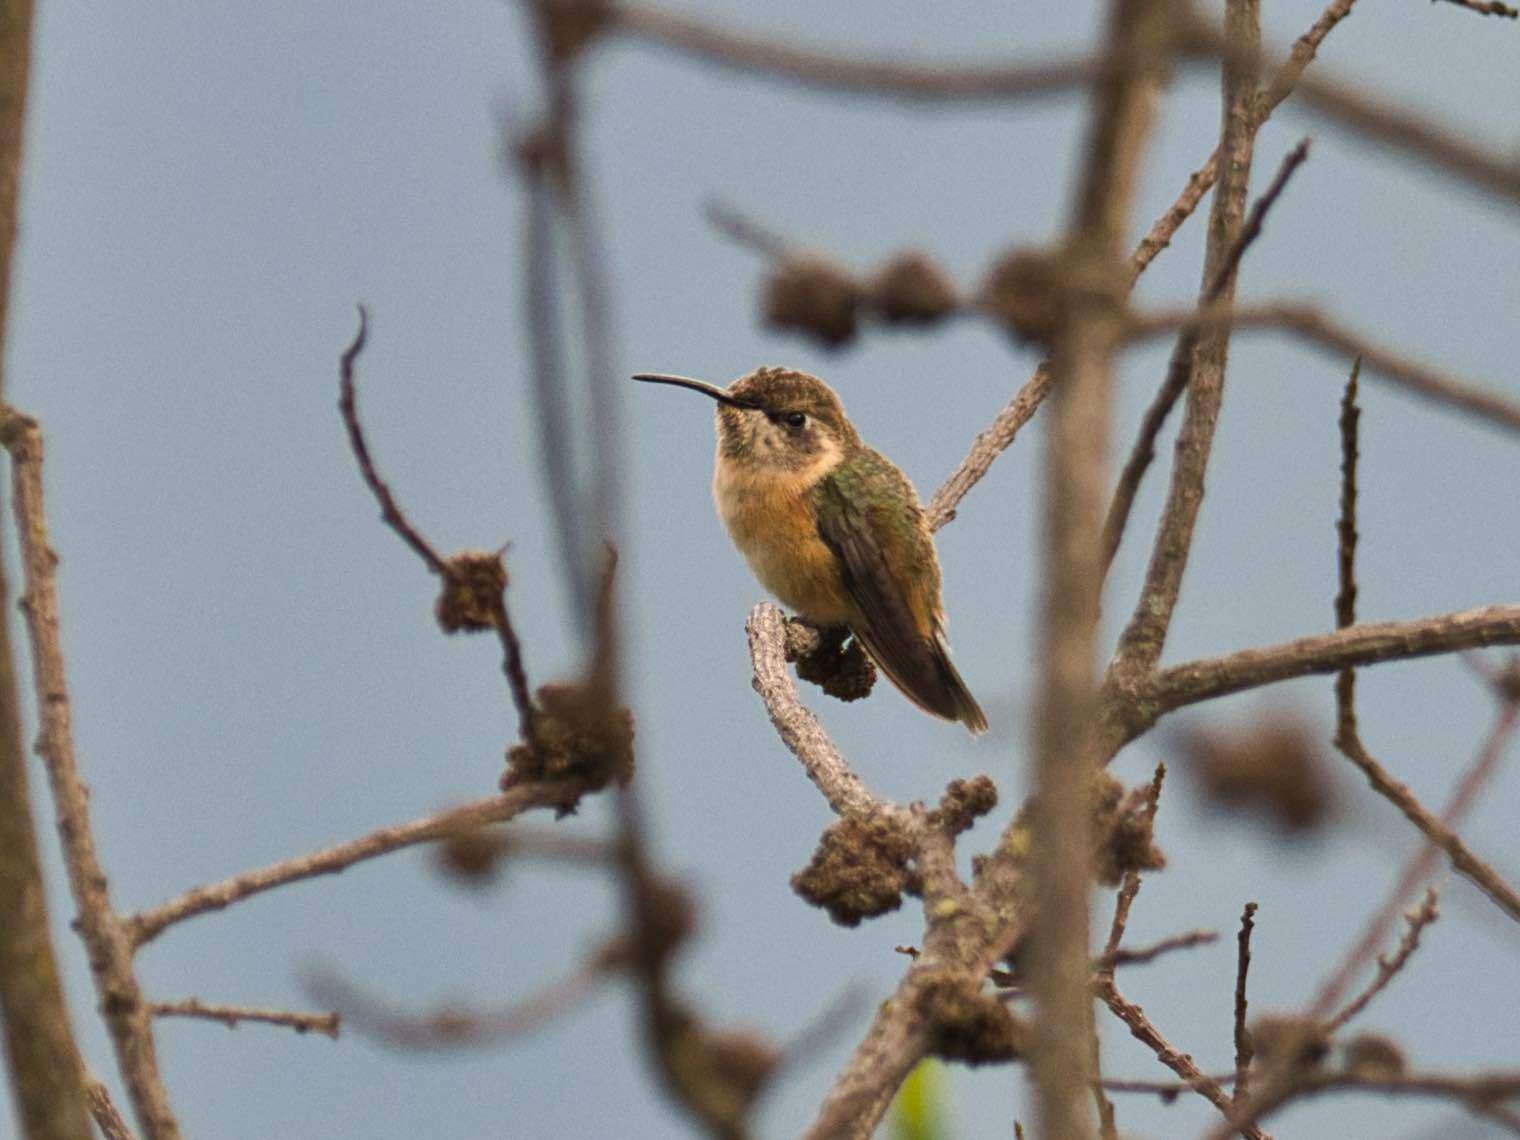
<box><xmin>634</xmin><ymin>366</ymin><xmax>987</xmax><ymax>734</ymax></box>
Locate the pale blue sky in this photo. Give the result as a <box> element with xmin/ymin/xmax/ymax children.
<box><xmin>5</xmin><ymin>1</ymin><xmax>1519</xmax><ymax>1137</ymax></box>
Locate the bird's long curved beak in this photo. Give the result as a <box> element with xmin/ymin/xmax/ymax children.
<box><xmin>632</xmin><ymin>373</ymin><xmax>760</xmax><ymax>410</ymax></box>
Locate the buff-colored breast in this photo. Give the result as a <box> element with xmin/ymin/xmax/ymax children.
<box><xmin>712</xmin><ymin>460</ymin><xmax>854</xmax><ymax>626</ymax></box>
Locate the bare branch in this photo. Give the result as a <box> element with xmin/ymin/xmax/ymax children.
<box><xmin>1207</xmin><ymin>702</ymin><xmax>1519</xmax><ymax>1140</ymax></box>
<box><xmin>1026</xmin><ymin>0</ymin><xmax>1182</xmax><ymax>1132</ymax></box>
<box><xmin>0</xmin><ymin>408</ymin><xmax>182</xmax><ymax>1139</ymax></box>
<box><xmin>746</xmin><ymin>603</ymin><xmax>906</xmax><ymax>823</ymax></box>
<box><xmin>1325</xmin><ymin>888</ymin><xmax>1439</xmax><ymax>1033</ymax></box>
<box><xmin>1102</xmin><ymin>140</ymin><xmax>1310</xmax><ymax>574</ymax></box>
<box><xmin>1146</xmin><ymin>605</ymin><xmax>1520</xmax><ymax>718</ymax></box>
<box><xmin>1123</xmin><ymin>301</ymin><xmax>1520</xmax><ymax>437</ymax></box>
<box><xmin>126</xmin><ymin>782</ymin><xmax>589</xmax><ymax>947</ymax></box>
<box><xmin>1133</xmin><ymin>0</ymin><xmax>1357</xmax><ymax>274</ymax></box>
<box><xmin>1310</xmin><ymin>703</ymin><xmax>1518</xmax><ymax>1021</ymax></box>
<box><xmin>1221</xmin><ymin>1069</ymin><xmax>1520</xmax><ymax>1137</ymax></box>
<box><xmin>1104</xmin><ymin>929</ymin><xmax>1220</xmax><ymax>969</ymax></box>
<box><xmin>1233</xmin><ymin>902</ymin><xmax>1258</xmax><ymax>1103</ymax></box>
<box><xmin>337</xmin><ymin>309</ymin><xmax>446</xmax><ymax>574</ymax></box>
<box><xmin>1433</xmin><ymin>0</ymin><xmax>1519</xmax><ymax>16</ymax></box>
<box><xmin>929</xmin><ymin>0</ymin><xmax>1362</xmax><ymax>532</ymax></box>
<box><xmin>306</xmin><ymin>945</ymin><xmax>612</xmax><ymax>1049</ymax></box>
<box><xmin>87</xmin><ymin>1080</ymin><xmax>137</xmax><ymax>1140</ymax></box>
<box><xmin>926</xmin><ymin>365</ymin><xmax>1052</xmax><ymax>531</ymax></box>
<box><xmin>149</xmin><ymin>999</ymin><xmax>340</xmax><ymax>1040</ymax></box>
<box><xmin>1096</xmin><ymin>976</ymin><xmax>1267</xmax><ymax>1139</ymax></box>
<box><xmin>1330</xmin><ymin>370</ymin><xmax>1520</xmax><ymax>923</ymax></box>
<box><xmin>1109</xmin><ymin>0</ymin><xmax>1262</xmax><ymax>678</ymax></box>
<box><xmin>0</xmin><ymin>3</ymin><xmax>96</xmax><ymax>1135</ymax></box>
<box><xmin>1336</xmin><ymin>734</ymin><xmax>1520</xmax><ymax>925</ymax></box>
<box><xmin>1290</xmin><ymin>66</ymin><xmax>1520</xmax><ymax>209</ymax></box>
<box><xmin>614</xmin><ymin>1</ymin><xmax>1149</xmax><ymax>103</ymax></box>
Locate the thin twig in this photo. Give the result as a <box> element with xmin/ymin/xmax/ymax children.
<box><xmin>1433</xmin><ymin>0</ymin><xmax>1519</xmax><ymax>16</ymax></box>
<box><xmin>1205</xmin><ymin>702</ymin><xmax>1520</xmax><ymax>1140</ymax></box>
<box><xmin>1312</xmin><ymin>705</ymin><xmax>1517</xmax><ymax>1021</ymax></box>
<box><xmin>1108</xmin><ymin>0</ymin><xmax>1262</xmax><ymax>677</ymax></box>
<box><xmin>125</xmin><ymin>781</ymin><xmax>590</xmax><ymax>947</ymax></box>
<box><xmin>149</xmin><ymin>999</ymin><xmax>340</xmax><ymax>1040</ymax></box>
<box><xmin>0</xmin><ymin>407</ymin><xmax>182</xmax><ymax>1139</ymax></box>
<box><xmin>930</xmin><ymin>0</ymin><xmax>1360</xmax><ymax>531</ymax></box>
<box><xmin>1103</xmin><ymin>1073</ymin><xmax>1240</xmax><ymax>1095</ymax></box>
<box><xmin>1101</xmin><ymin>140</ymin><xmax>1309</xmax><ymax>574</ymax></box>
<box><xmin>1325</xmin><ymin>887</ymin><xmax>1439</xmax><ymax>1033</ymax></box>
<box><xmin>307</xmin><ymin>944</ymin><xmax>612</xmax><ymax>1048</ymax></box>
<box><xmin>1102</xmin><ymin>874</ymin><xmax>1145</xmax><ymax>964</ymax></box>
<box><xmin>1233</xmin><ymin>902</ymin><xmax>1258</xmax><ymax>1103</ymax></box>
<box><xmin>1105</xmin><ymin>929</ymin><xmax>1219</xmax><ymax>969</ymax></box>
<box><xmin>1100</xmin><ymin>767</ymin><xmax>1164</xmax><ymax>963</ymax></box>
<box><xmin>925</xmin><ymin>365</ymin><xmax>1052</xmax><ymax>531</ymax></box>
<box><xmin>1096</xmin><ymin>976</ymin><xmax>1267</xmax><ymax>1139</ymax></box>
<box><xmin>1336</xmin><ymin>734</ymin><xmax>1520</xmax><ymax>925</ymax></box>
<box><xmin>1334</xmin><ymin>357</ymin><xmax>1361</xmax><ymax>638</ymax></box>
<box><xmin>1218</xmin><ymin>1069</ymin><xmax>1520</xmax><ymax>1137</ymax></box>
<box><xmin>1329</xmin><ymin>363</ymin><xmax>1520</xmax><ymax>926</ymax></box>
<box><xmin>338</xmin><ymin>312</ymin><xmax>536</xmax><ymax>730</ymax></box>
<box><xmin>87</xmin><ymin>1079</ymin><xmax>137</xmax><ymax>1140</ymax></box>
<box><xmin>1122</xmin><ymin>301</ymin><xmax>1520</xmax><ymax>437</ymax></box>
<box><xmin>338</xmin><ymin>309</ymin><xmax>445</xmax><ymax>574</ymax></box>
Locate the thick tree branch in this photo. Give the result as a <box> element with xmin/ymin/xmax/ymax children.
<box><xmin>745</xmin><ymin>603</ymin><xmax>906</xmax><ymax>823</ymax></box>
<box><xmin>1146</xmin><ymin>606</ymin><xmax>1520</xmax><ymax>718</ymax></box>
<box><xmin>1027</xmin><ymin>1</ymin><xmax>1179</xmax><ymax>1135</ymax></box>
<box><xmin>0</xmin><ymin>1</ymin><xmax>96</xmax><ymax>1135</ymax></box>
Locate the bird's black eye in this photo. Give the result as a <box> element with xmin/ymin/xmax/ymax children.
<box><xmin>784</xmin><ymin>411</ymin><xmax>806</xmax><ymax>429</ymax></box>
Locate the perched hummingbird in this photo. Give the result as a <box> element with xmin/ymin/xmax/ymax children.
<box><xmin>634</xmin><ymin>366</ymin><xmax>987</xmax><ymax>734</ymax></box>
